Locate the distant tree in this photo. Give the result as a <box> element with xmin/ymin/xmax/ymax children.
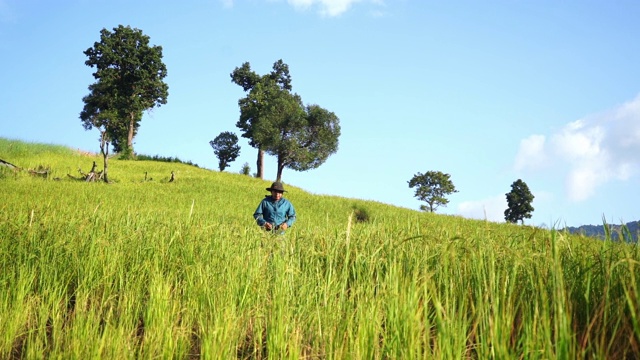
<box><xmin>231</xmin><ymin>60</ymin><xmax>293</xmax><ymax>179</ymax></box>
<box><xmin>83</xmin><ymin>25</ymin><xmax>169</xmax><ymax>159</ymax></box>
<box><xmin>408</xmin><ymin>171</ymin><xmax>458</xmax><ymax>212</ymax></box>
<box><xmin>240</xmin><ymin>162</ymin><xmax>251</xmax><ymax>176</ymax></box>
<box><xmin>209</xmin><ymin>131</ymin><xmax>241</xmax><ymax>171</ymax></box>
<box><xmin>504</xmin><ymin>179</ymin><xmax>535</xmax><ymax>224</ymax></box>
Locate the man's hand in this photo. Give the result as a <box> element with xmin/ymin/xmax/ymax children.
<box><xmin>279</xmin><ymin>223</ymin><xmax>288</xmax><ymax>230</ymax></box>
<box><xmin>264</xmin><ymin>222</ymin><xmax>273</xmax><ymax>230</ymax></box>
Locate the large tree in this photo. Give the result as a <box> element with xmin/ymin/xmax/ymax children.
<box><xmin>504</xmin><ymin>179</ymin><xmax>535</xmax><ymax>224</ymax></box>
<box><xmin>408</xmin><ymin>171</ymin><xmax>458</xmax><ymax>212</ymax></box>
<box><xmin>231</xmin><ymin>60</ymin><xmax>293</xmax><ymax>179</ymax></box>
<box><xmin>232</xmin><ymin>59</ymin><xmax>340</xmax><ymax>181</ymax></box>
<box><xmin>83</xmin><ymin>25</ymin><xmax>168</xmax><ymax>158</ymax></box>
<box><xmin>268</xmin><ymin>104</ymin><xmax>341</xmax><ymax>182</ymax></box>
<box><xmin>210</xmin><ymin>131</ymin><xmax>241</xmax><ymax>171</ymax></box>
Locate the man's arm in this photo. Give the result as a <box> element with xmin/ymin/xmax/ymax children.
<box><xmin>283</xmin><ymin>201</ymin><xmax>296</xmax><ymax>227</ymax></box>
<box><xmin>253</xmin><ymin>201</ymin><xmax>266</xmax><ymax>226</ymax></box>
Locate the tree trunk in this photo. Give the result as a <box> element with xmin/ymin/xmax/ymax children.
<box><xmin>100</xmin><ymin>130</ymin><xmax>110</xmax><ymax>183</ymax></box>
<box><xmin>0</xmin><ymin>159</ymin><xmax>19</xmax><ymax>170</ymax></box>
<box><xmin>127</xmin><ymin>112</ymin><xmax>135</xmax><ymax>154</ymax></box>
<box><xmin>102</xmin><ymin>153</ymin><xmax>109</xmax><ymax>183</ymax></box>
<box><xmin>256</xmin><ymin>147</ymin><xmax>264</xmax><ymax>179</ymax></box>
<box><xmin>276</xmin><ymin>155</ymin><xmax>285</xmax><ymax>182</ymax></box>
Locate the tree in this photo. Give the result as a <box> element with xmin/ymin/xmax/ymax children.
<box><xmin>231</xmin><ymin>60</ymin><xmax>293</xmax><ymax>179</ymax></box>
<box><xmin>504</xmin><ymin>179</ymin><xmax>535</xmax><ymax>224</ymax></box>
<box><xmin>240</xmin><ymin>162</ymin><xmax>251</xmax><ymax>176</ymax></box>
<box><xmin>79</xmin><ymin>81</ymin><xmax>117</xmax><ymax>182</ymax></box>
<box><xmin>232</xmin><ymin>60</ymin><xmax>340</xmax><ymax>181</ymax></box>
<box><xmin>268</xmin><ymin>104</ymin><xmax>341</xmax><ymax>182</ymax></box>
<box><xmin>408</xmin><ymin>171</ymin><xmax>458</xmax><ymax>212</ymax></box>
<box><xmin>209</xmin><ymin>131</ymin><xmax>241</xmax><ymax>171</ymax></box>
<box><xmin>83</xmin><ymin>25</ymin><xmax>169</xmax><ymax>158</ymax></box>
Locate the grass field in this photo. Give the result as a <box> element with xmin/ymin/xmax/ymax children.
<box><xmin>1</xmin><ymin>137</ymin><xmax>639</xmax><ymax>359</ymax></box>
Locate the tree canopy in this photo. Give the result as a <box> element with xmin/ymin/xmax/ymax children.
<box><xmin>408</xmin><ymin>171</ymin><xmax>458</xmax><ymax>213</ymax></box>
<box><xmin>271</xmin><ymin>104</ymin><xmax>340</xmax><ymax>181</ymax></box>
<box><xmin>504</xmin><ymin>179</ymin><xmax>535</xmax><ymax>224</ymax></box>
<box><xmin>210</xmin><ymin>131</ymin><xmax>241</xmax><ymax>171</ymax></box>
<box><xmin>82</xmin><ymin>25</ymin><xmax>168</xmax><ymax>158</ymax></box>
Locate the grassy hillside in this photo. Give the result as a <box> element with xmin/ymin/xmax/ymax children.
<box><xmin>1</xmin><ymin>138</ymin><xmax>639</xmax><ymax>359</ymax></box>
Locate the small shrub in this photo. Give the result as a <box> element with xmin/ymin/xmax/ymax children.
<box><xmin>0</xmin><ymin>166</ymin><xmax>10</xmax><ymax>179</ymax></box>
<box><xmin>135</xmin><ymin>154</ymin><xmax>199</xmax><ymax>167</ymax></box>
<box><xmin>240</xmin><ymin>162</ymin><xmax>251</xmax><ymax>176</ymax></box>
<box><xmin>118</xmin><ymin>147</ymin><xmax>135</xmax><ymax>160</ymax></box>
<box><xmin>352</xmin><ymin>205</ymin><xmax>370</xmax><ymax>223</ymax></box>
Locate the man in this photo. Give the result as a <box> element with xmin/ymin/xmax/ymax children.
<box><xmin>254</xmin><ymin>181</ymin><xmax>296</xmax><ymax>232</ymax></box>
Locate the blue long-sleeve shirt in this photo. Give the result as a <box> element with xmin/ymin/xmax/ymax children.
<box><xmin>253</xmin><ymin>196</ymin><xmax>296</xmax><ymax>228</ymax></box>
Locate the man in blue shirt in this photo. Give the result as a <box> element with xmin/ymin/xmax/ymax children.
<box><xmin>254</xmin><ymin>181</ymin><xmax>296</xmax><ymax>232</ymax></box>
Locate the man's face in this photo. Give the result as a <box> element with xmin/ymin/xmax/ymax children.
<box><xmin>271</xmin><ymin>190</ymin><xmax>283</xmax><ymax>200</ymax></box>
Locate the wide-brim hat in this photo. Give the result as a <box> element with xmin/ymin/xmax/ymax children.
<box><xmin>266</xmin><ymin>181</ymin><xmax>287</xmax><ymax>193</ymax></box>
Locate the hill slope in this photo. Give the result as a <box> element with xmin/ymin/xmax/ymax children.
<box><xmin>0</xmin><ymin>137</ymin><xmax>433</xmax><ymax>229</ymax></box>
<box><xmin>2</xmin><ymin>137</ymin><xmax>639</xmax><ymax>358</ymax></box>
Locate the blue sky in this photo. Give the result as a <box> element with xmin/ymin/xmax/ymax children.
<box><xmin>1</xmin><ymin>0</ymin><xmax>639</xmax><ymax>228</ymax></box>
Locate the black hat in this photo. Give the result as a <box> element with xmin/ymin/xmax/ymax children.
<box><xmin>266</xmin><ymin>181</ymin><xmax>286</xmax><ymax>192</ymax></box>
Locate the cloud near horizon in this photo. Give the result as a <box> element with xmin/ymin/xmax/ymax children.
<box><xmin>514</xmin><ymin>94</ymin><xmax>640</xmax><ymax>202</ymax></box>
<box><xmin>457</xmin><ymin>195</ymin><xmax>506</xmax><ymax>223</ymax></box>
<box><xmin>457</xmin><ymin>190</ymin><xmax>554</xmax><ymax>225</ymax></box>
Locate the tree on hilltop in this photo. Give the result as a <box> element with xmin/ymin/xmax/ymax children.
<box><xmin>231</xmin><ymin>59</ymin><xmax>340</xmax><ymax>182</ymax></box>
<box><xmin>504</xmin><ymin>179</ymin><xmax>535</xmax><ymax>224</ymax></box>
<box><xmin>210</xmin><ymin>131</ymin><xmax>241</xmax><ymax>171</ymax></box>
<box><xmin>408</xmin><ymin>171</ymin><xmax>458</xmax><ymax>212</ymax></box>
<box><xmin>269</xmin><ymin>104</ymin><xmax>340</xmax><ymax>182</ymax></box>
<box><xmin>82</xmin><ymin>25</ymin><xmax>168</xmax><ymax>159</ymax></box>
<box><xmin>231</xmin><ymin>60</ymin><xmax>292</xmax><ymax>179</ymax></box>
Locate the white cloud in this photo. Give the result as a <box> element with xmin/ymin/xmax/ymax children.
<box><xmin>288</xmin><ymin>0</ymin><xmax>315</xmax><ymax>8</ymax></box>
<box><xmin>287</xmin><ymin>0</ymin><xmax>380</xmax><ymax>16</ymax></box>
<box><xmin>550</xmin><ymin>119</ymin><xmax>608</xmax><ymax>201</ymax></box>
<box><xmin>514</xmin><ymin>94</ymin><xmax>640</xmax><ymax>202</ymax></box>
<box><xmin>606</xmin><ymin>95</ymin><xmax>640</xmax><ymax>162</ymax></box>
<box><xmin>551</xmin><ymin>119</ymin><xmax>604</xmax><ymax>161</ymax></box>
<box><xmin>564</xmin><ymin>165</ymin><xmax>604</xmax><ymax>201</ymax></box>
<box><xmin>224</xmin><ymin>0</ymin><xmax>382</xmax><ymax>17</ymax></box>
<box><xmin>514</xmin><ymin>134</ymin><xmax>547</xmax><ymax>171</ymax></box>
<box><xmin>457</xmin><ymin>195</ymin><xmax>506</xmax><ymax>223</ymax></box>
<box><xmin>220</xmin><ymin>0</ymin><xmax>234</xmax><ymax>8</ymax></box>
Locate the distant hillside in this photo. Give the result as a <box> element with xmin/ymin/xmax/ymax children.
<box><xmin>565</xmin><ymin>220</ymin><xmax>639</xmax><ymax>242</ymax></box>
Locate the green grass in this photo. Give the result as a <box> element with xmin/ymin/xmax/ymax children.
<box><xmin>1</xmin><ymin>137</ymin><xmax>639</xmax><ymax>359</ymax></box>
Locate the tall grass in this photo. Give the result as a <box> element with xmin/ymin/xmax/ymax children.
<box><xmin>1</xmin><ymin>138</ymin><xmax>639</xmax><ymax>358</ymax></box>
